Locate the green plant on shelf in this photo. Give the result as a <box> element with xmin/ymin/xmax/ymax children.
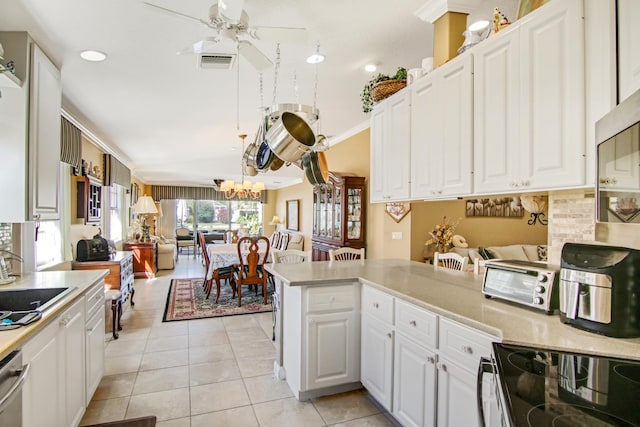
<box><xmin>360</xmin><ymin>67</ymin><xmax>407</xmax><ymax>113</ymax></box>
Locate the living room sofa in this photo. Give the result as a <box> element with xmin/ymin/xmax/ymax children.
<box><xmin>449</xmin><ymin>244</ymin><xmax>548</xmax><ymax>274</ymax></box>
<box><xmin>269</xmin><ymin>231</ymin><xmax>304</xmax><ymax>251</ymax></box>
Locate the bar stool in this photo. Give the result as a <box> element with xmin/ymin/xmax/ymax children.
<box><xmin>105</xmin><ymin>289</ymin><xmax>123</xmax><ymax>339</ymax></box>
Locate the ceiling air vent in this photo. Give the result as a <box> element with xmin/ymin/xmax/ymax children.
<box><xmin>198</xmin><ymin>53</ymin><xmax>236</xmax><ymax>70</ymax></box>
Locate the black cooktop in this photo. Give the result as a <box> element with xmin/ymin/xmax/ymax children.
<box><xmin>493</xmin><ymin>343</ymin><xmax>640</xmax><ymax>427</ymax></box>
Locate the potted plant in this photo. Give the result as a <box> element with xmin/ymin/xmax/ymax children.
<box><xmin>360</xmin><ymin>67</ymin><xmax>407</xmax><ymax>113</ymax></box>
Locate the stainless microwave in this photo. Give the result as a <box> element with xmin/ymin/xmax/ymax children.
<box><xmin>482</xmin><ymin>260</ymin><xmax>560</xmax><ymax>313</ymax></box>
<box><xmin>595</xmin><ymin>88</ymin><xmax>640</xmax><ymax>249</ymax></box>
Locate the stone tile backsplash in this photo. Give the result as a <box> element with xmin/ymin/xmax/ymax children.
<box><xmin>548</xmin><ymin>189</ymin><xmax>596</xmax><ymax>264</ymax></box>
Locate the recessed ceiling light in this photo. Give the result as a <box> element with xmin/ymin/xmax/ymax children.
<box><xmin>80</xmin><ymin>50</ymin><xmax>107</xmax><ymax>62</ymax></box>
<box><xmin>306</xmin><ymin>53</ymin><xmax>325</xmax><ymax>64</ymax></box>
<box><xmin>364</xmin><ymin>64</ymin><xmax>377</xmax><ymax>72</ymax></box>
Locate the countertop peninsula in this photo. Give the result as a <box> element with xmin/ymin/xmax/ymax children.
<box><xmin>265</xmin><ymin>259</ymin><xmax>640</xmax><ymax>361</ymax></box>
<box><xmin>0</xmin><ymin>270</ymin><xmax>109</xmax><ymax>360</ymax></box>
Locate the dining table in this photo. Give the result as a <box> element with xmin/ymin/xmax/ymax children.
<box><xmin>205</xmin><ymin>242</ymin><xmax>270</xmax><ymax>299</ymax></box>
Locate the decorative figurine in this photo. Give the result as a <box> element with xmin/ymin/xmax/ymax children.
<box><xmin>493</xmin><ymin>7</ymin><xmax>511</xmax><ymax>33</ymax></box>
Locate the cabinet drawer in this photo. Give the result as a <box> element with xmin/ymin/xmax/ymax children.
<box><xmin>306</xmin><ymin>284</ymin><xmax>356</xmax><ymax>313</ymax></box>
<box><xmin>395</xmin><ymin>299</ymin><xmax>438</xmax><ymax>349</ymax></box>
<box><xmin>439</xmin><ymin>318</ymin><xmax>495</xmax><ymax>372</ymax></box>
<box><xmin>361</xmin><ymin>285</ymin><xmax>394</xmax><ymax>324</ymax></box>
<box><xmin>85</xmin><ymin>281</ymin><xmax>104</xmax><ymax>319</ymax></box>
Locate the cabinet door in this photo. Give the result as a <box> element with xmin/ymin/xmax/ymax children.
<box><xmin>598</xmin><ymin>124</ymin><xmax>640</xmax><ymax>190</ymax></box>
<box><xmin>23</xmin><ymin>319</ymin><xmax>63</xmax><ymax>427</ymax></box>
<box><xmin>384</xmin><ymin>91</ymin><xmax>411</xmax><ymax>201</ymax></box>
<box><xmin>436</xmin><ymin>357</ymin><xmax>479</xmax><ymax>427</ymax></box>
<box><xmin>519</xmin><ymin>0</ymin><xmax>585</xmax><ymax>190</ymax></box>
<box><xmin>370</xmin><ymin>105</ymin><xmax>386</xmax><ymax>202</ymax></box>
<box><xmin>306</xmin><ymin>310</ymin><xmax>358</xmax><ymax>389</ymax></box>
<box><xmin>473</xmin><ymin>28</ymin><xmax>520</xmax><ymax>194</ymax></box>
<box><xmin>618</xmin><ymin>0</ymin><xmax>640</xmax><ymax>102</ymax></box>
<box><xmin>86</xmin><ymin>310</ymin><xmax>105</xmax><ymax>403</ymax></box>
<box><xmin>438</xmin><ymin>55</ymin><xmax>473</xmax><ymax>197</ymax></box>
<box><xmin>393</xmin><ymin>333</ymin><xmax>437</xmax><ymax>427</ymax></box>
<box><xmin>60</xmin><ymin>298</ymin><xmax>86</xmax><ymax>427</ymax></box>
<box><xmin>410</xmin><ymin>74</ymin><xmax>439</xmax><ymax>199</ymax></box>
<box><xmin>361</xmin><ymin>314</ymin><xmax>394</xmax><ymax>411</ymax></box>
<box><xmin>29</xmin><ymin>43</ymin><xmax>61</xmax><ymax>220</ymax></box>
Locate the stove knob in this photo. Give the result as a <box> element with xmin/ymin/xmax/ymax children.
<box><xmin>534</xmin><ymin>297</ymin><xmax>543</xmax><ymax>305</ymax></box>
<box><xmin>535</xmin><ymin>285</ymin><xmax>545</xmax><ymax>294</ymax></box>
<box><xmin>537</xmin><ymin>274</ymin><xmax>548</xmax><ymax>283</ymax></box>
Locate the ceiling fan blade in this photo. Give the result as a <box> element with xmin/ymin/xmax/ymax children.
<box><xmin>238</xmin><ymin>40</ymin><xmax>272</xmax><ymax>71</ymax></box>
<box><xmin>248</xmin><ymin>26</ymin><xmax>308</xmax><ymax>44</ymax></box>
<box><xmin>177</xmin><ymin>37</ymin><xmax>220</xmax><ymax>55</ymax></box>
<box><xmin>143</xmin><ymin>2</ymin><xmax>212</xmax><ymax>28</ymax></box>
<box><xmin>217</xmin><ymin>0</ymin><xmax>244</xmax><ymax>23</ymax></box>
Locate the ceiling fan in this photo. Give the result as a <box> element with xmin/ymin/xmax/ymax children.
<box><xmin>143</xmin><ymin>0</ymin><xmax>307</xmax><ymax>71</ymax></box>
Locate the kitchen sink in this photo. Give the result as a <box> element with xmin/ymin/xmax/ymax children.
<box><xmin>0</xmin><ymin>287</ymin><xmax>76</xmax><ymax>313</ymax></box>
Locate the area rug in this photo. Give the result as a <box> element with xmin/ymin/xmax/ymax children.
<box><xmin>163</xmin><ymin>278</ymin><xmax>272</xmax><ymax>322</ymax></box>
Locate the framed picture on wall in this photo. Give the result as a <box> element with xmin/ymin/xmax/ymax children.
<box><xmin>286</xmin><ymin>199</ymin><xmax>299</xmax><ymax>231</ymax></box>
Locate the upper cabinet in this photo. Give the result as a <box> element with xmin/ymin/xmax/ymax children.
<box><xmin>473</xmin><ymin>0</ymin><xmax>585</xmax><ymax>194</ymax></box>
<box><xmin>411</xmin><ymin>54</ymin><xmax>473</xmax><ymax>199</ymax></box>
<box><xmin>0</xmin><ymin>32</ymin><xmax>61</xmax><ymax>222</ymax></box>
<box><xmin>618</xmin><ymin>0</ymin><xmax>640</xmax><ymax>102</ymax></box>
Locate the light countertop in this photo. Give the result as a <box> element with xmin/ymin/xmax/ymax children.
<box><xmin>0</xmin><ymin>270</ymin><xmax>109</xmax><ymax>361</ymax></box>
<box><xmin>265</xmin><ymin>259</ymin><xmax>640</xmax><ymax>361</ymax></box>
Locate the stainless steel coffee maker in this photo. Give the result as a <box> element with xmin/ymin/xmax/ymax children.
<box><xmin>559</xmin><ymin>243</ymin><xmax>640</xmax><ymax>337</ymax></box>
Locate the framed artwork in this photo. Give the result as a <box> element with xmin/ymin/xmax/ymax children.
<box><xmin>286</xmin><ymin>199</ymin><xmax>299</xmax><ymax>231</ymax></box>
<box><xmin>465</xmin><ymin>197</ymin><xmax>524</xmax><ymax>217</ymax></box>
<box><xmin>516</xmin><ymin>0</ymin><xmax>550</xmax><ymax>20</ymax></box>
<box><xmin>385</xmin><ymin>202</ymin><xmax>411</xmax><ymax>223</ymax></box>
<box><xmin>130</xmin><ymin>183</ymin><xmax>139</xmax><ymax>206</ymax></box>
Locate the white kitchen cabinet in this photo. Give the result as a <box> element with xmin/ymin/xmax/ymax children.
<box><xmin>85</xmin><ymin>281</ymin><xmax>106</xmax><ymax>403</ymax></box>
<box><xmin>361</xmin><ymin>314</ymin><xmax>394</xmax><ymax>411</ymax></box>
<box><xmin>370</xmin><ymin>90</ymin><xmax>411</xmax><ymax>202</ymax></box>
<box><xmin>282</xmin><ymin>281</ymin><xmax>361</xmax><ymax>400</ymax></box>
<box><xmin>411</xmin><ymin>54</ymin><xmax>473</xmax><ymax>199</ymax></box>
<box><xmin>436</xmin><ymin>356</ymin><xmax>479</xmax><ymax>427</ymax></box>
<box><xmin>618</xmin><ymin>0</ymin><xmax>640</xmax><ymax>102</ymax></box>
<box><xmin>22</xmin><ymin>297</ymin><xmax>85</xmax><ymax>427</ymax></box>
<box><xmin>598</xmin><ymin>123</ymin><xmax>640</xmax><ymax>191</ymax></box>
<box><xmin>393</xmin><ymin>332</ymin><xmax>437</xmax><ymax>427</ymax></box>
<box><xmin>473</xmin><ymin>0</ymin><xmax>585</xmax><ymax>194</ymax></box>
<box><xmin>0</xmin><ymin>32</ymin><xmax>61</xmax><ymax>222</ymax></box>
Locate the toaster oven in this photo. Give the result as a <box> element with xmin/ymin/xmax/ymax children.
<box><xmin>482</xmin><ymin>260</ymin><xmax>560</xmax><ymax>313</ymax></box>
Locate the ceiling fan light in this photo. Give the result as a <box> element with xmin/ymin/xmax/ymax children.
<box><xmin>306</xmin><ymin>53</ymin><xmax>325</xmax><ymax>64</ymax></box>
<box><xmin>80</xmin><ymin>50</ymin><xmax>107</xmax><ymax>62</ymax></box>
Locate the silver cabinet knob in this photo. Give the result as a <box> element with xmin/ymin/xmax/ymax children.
<box><xmin>463</xmin><ymin>345</ymin><xmax>473</xmax><ymax>354</ymax></box>
<box><xmin>409</xmin><ymin>320</ymin><xmax>417</xmax><ymax>327</ymax></box>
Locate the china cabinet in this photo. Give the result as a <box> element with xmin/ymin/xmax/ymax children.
<box><xmin>311</xmin><ymin>172</ymin><xmax>365</xmax><ymax>261</ymax></box>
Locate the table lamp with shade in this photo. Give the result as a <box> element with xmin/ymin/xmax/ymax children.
<box><xmin>269</xmin><ymin>215</ymin><xmax>282</xmax><ymax>229</ymax></box>
<box><xmin>134</xmin><ymin>196</ymin><xmax>158</xmax><ymax>242</ymax></box>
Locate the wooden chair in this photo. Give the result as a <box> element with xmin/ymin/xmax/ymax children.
<box><xmin>434</xmin><ymin>252</ymin><xmax>468</xmax><ymax>271</ymax></box>
<box><xmin>234</xmin><ymin>236</ymin><xmax>270</xmax><ymax>307</ymax></box>
<box><xmin>329</xmin><ymin>247</ymin><xmax>365</xmax><ymax>261</ymax></box>
<box><xmin>271</xmin><ymin>249</ymin><xmax>312</xmax><ymax>264</ymax></box>
<box><xmin>176</xmin><ymin>227</ymin><xmax>194</xmax><ymax>255</ymax></box>
<box><xmin>200</xmin><ymin>232</ymin><xmax>234</xmax><ymax>302</ymax></box>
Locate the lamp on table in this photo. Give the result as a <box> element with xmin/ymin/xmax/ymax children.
<box><xmin>134</xmin><ymin>196</ymin><xmax>158</xmax><ymax>242</ymax></box>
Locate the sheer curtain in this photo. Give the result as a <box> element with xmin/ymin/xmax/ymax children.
<box><xmin>157</xmin><ymin>199</ymin><xmax>177</xmax><ymax>239</ymax></box>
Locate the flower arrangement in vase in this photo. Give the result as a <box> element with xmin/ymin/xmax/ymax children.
<box><xmin>424</xmin><ymin>216</ymin><xmax>460</xmax><ymax>253</ymax></box>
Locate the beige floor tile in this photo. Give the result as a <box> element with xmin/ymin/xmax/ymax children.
<box><xmin>139</xmin><ymin>349</ymin><xmax>189</xmax><ymax>371</ymax></box>
<box><xmin>188</xmin><ymin>330</ymin><xmax>229</xmax><ymax>348</ymax></box>
<box><xmin>231</xmin><ymin>339</ymin><xmax>276</xmax><ymax>359</ymax></box>
<box><xmin>328</xmin><ymin>413</ymin><xmax>396</xmax><ymax>427</ymax></box>
<box><xmin>312</xmin><ymin>389</ymin><xmax>381</xmax><ymax>425</ymax></box>
<box><xmin>122</xmin><ymin>315</ymin><xmax>162</xmax><ymax>329</ymax></box>
<box><xmin>188</xmin><ymin>317</ymin><xmax>226</xmax><ymax>334</ymax></box>
<box><xmin>104</xmin><ymin>354</ymin><xmax>142</xmax><ymax>376</ymax></box>
<box><xmin>155</xmin><ymin>417</ymin><xmax>191</xmax><ymax>427</ymax></box>
<box><xmin>191</xmin><ymin>405</ymin><xmax>259</xmax><ymax>427</ymax></box>
<box><xmin>253</xmin><ymin>397</ymin><xmax>326</xmax><ymax>427</ymax></box>
<box><xmin>222</xmin><ymin>314</ymin><xmax>260</xmax><ymax>330</ymax></box>
<box><xmin>236</xmin><ymin>356</ymin><xmax>276</xmax><ymax>378</ymax></box>
<box><xmin>145</xmin><ymin>335</ymin><xmax>189</xmax><ymax>353</ymax></box>
<box><xmin>126</xmin><ymin>388</ymin><xmax>191</xmax><ymax>421</ymax></box>
<box><xmin>148</xmin><ymin>322</ymin><xmax>189</xmax><ymax>338</ymax></box>
<box><xmin>132</xmin><ymin>365</ymin><xmax>190</xmax><ymax>395</ymax></box>
<box><xmin>226</xmin><ymin>326</ymin><xmax>270</xmax><ymax>343</ymax></box>
<box><xmin>106</xmin><ymin>338</ymin><xmax>147</xmax><ymax>358</ymax></box>
<box><xmin>244</xmin><ymin>374</ymin><xmax>294</xmax><ymax>404</ymax></box>
<box><xmin>92</xmin><ymin>372</ymin><xmax>137</xmax><ymax>400</ymax></box>
<box><xmin>189</xmin><ymin>343</ymin><xmax>235</xmax><ymax>365</ymax></box>
<box><xmin>190</xmin><ymin>379</ymin><xmax>251</xmax><ymax>415</ymax></box>
<box><xmin>113</xmin><ymin>327</ymin><xmax>151</xmax><ymax>342</ymax></box>
<box><xmin>189</xmin><ymin>359</ymin><xmax>241</xmax><ymax>386</ymax></box>
<box><xmin>80</xmin><ymin>397</ymin><xmax>129</xmax><ymax>426</ymax></box>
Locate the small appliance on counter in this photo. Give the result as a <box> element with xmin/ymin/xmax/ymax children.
<box><xmin>559</xmin><ymin>243</ymin><xmax>640</xmax><ymax>337</ymax></box>
<box><xmin>482</xmin><ymin>260</ymin><xmax>560</xmax><ymax>314</ymax></box>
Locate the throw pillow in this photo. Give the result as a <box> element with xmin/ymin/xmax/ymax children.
<box><xmin>488</xmin><ymin>245</ymin><xmax>528</xmax><ymax>261</ymax></box>
<box><xmin>478</xmin><ymin>247</ymin><xmax>496</xmax><ymax>260</ymax></box>
<box><xmin>537</xmin><ymin>245</ymin><xmax>548</xmax><ymax>261</ymax></box>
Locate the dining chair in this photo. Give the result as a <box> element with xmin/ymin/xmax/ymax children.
<box><xmin>271</xmin><ymin>249</ymin><xmax>312</xmax><ymax>264</ymax></box>
<box><xmin>175</xmin><ymin>227</ymin><xmax>194</xmax><ymax>255</ymax></box>
<box><xmin>433</xmin><ymin>252</ymin><xmax>468</xmax><ymax>271</ymax></box>
<box><xmin>234</xmin><ymin>236</ymin><xmax>270</xmax><ymax>307</ymax></box>
<box><xmin>329</xmin><ymin>247</ymin><xmax>365</xmax><ymax>261</ymax></box>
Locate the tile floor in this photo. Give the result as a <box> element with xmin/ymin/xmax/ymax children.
<box><xmin>79</xmin><ymin>254</ymin><xmax>397</xmax><ymax>427</ymax></box>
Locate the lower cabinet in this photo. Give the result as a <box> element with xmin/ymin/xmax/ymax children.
<box><xmin>85</xmin><ymin>281</ymin><xmax>106</xmax><ymax>403</ymax></box>
<box><xmin>23</xmin><ymin>298</ymin><xmax>85</xmax><ymax>427</ymax></box>
<box><xmin>282</xmin><ymin>281</ymin><xmax>361</xmax><ymax>400</ymax></box>
<box><xmin>436</xmin><ymin>356</ymin><xmax>479</xmax><ymax>427</ymax></box>
<box><xmin>361</xmin><ymin>314</ymin><xmax>394</xmax><ymax>410</ymax></box>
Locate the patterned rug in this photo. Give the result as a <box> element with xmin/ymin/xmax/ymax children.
<box><xmin>163</xmin><ymin>278</ymin><xmax>272</xmax><ymax>322</ymax></box>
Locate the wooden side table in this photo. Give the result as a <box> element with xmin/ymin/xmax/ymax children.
<box><xmin>124</xmin><ymin>241</ymin><xmax>157</xmax><ymax>278</ymax></box>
